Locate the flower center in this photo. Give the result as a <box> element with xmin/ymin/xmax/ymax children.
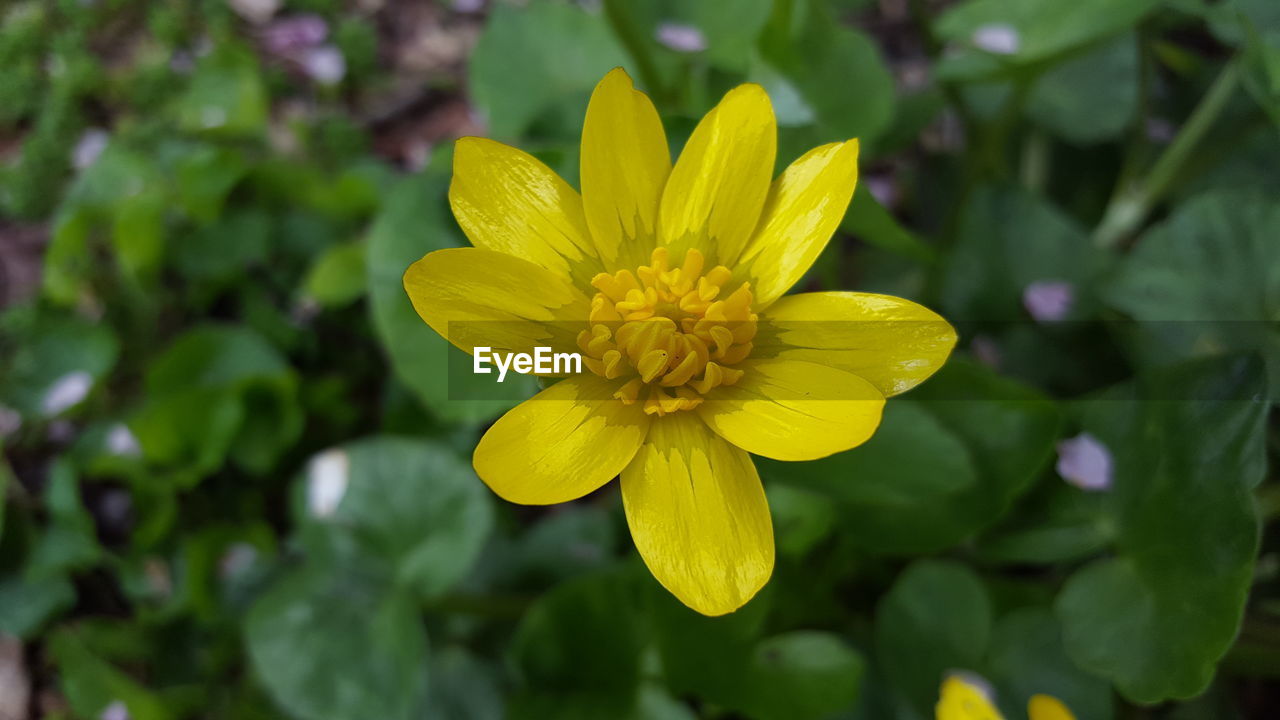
<box><xmin>578</xmin><ymin>247</ymin><xmax>757</xmax><ymax>416</ymax></box>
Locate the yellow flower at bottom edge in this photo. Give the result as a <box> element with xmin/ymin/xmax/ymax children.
<box><xmin>937</xmin><ymin>675</ymin><xmax>1078</xmax><ymax>720</ymax></box>
<box><xmin>402</xmin><ymin>68</ymin><xmax>957</xmax><ymax>616</ymax></box>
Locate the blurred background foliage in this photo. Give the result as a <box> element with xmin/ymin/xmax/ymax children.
<box><xmin>0</xmin><ymin>0</ymin><xmax>1278</xmax><ymax>718</ymax></box>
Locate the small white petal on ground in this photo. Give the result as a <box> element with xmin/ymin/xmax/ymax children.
<box><xmin>42</xmin><ymin>371</ymin><xmax>93</xmax><ymax>416</ymax></box>
<box><xmin>72</xmin><ymin>128</ymin><xmax>110</xmax><ymax>170</ymax></box>
<box><xmin>655</xmin><ymin>22</ymin><xmax>707</xmax><ymax>53</ymax></box>
<box><xmin>1056</xmin><ymin>432</ymin><xmax>1113</xmax><ymax>492</ymax></box>
<box><xmin>307</xmin><ymin>448</ymin><xmax>350</xmax><ymax>518</ymax></box>
<box><xmin>106</xmin><ymin>423</ymin><xmax>142</xmax><ymax>457</ymax></box>
<box><xmin>972</xmin><ymin>23</ymin><xmax>1020</xmax><ymax>55</ymax></box>
<box><xmin>228</xmin><ymin>0</ymin><xmax>281</xmax><ymax>25</ymax></box>
<box><xmin>100</xmin><ymin>699</ymin><xmax>130</xmax><ymax>720</ymax></box>
<box><xmin>302</xmin><ymin>45</ymin><xmax>347</xmax><ymax>85</ymax></box>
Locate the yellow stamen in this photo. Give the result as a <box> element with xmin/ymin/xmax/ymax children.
<box><xmin>583</xmin><ymin>248</ymin><xmax>757</xmax><ymax>415</ymax></box>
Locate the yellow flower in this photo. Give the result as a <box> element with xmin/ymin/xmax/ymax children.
<box><xmin>936</xmin><ymin>675</ymin><xmax>1077</xmax><ymax>720</ymax></box>
<box><xmin>403</xmin><ymin>68</ymin><xmax>955</xmax><ymax>616</ymax></box>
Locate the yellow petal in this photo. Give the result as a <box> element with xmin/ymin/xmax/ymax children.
<box><xmin>936</xmin><ymin>675</ymin><xmax>1005</xmax><ymax>720</ymax></box>
<box><xmin>581</xmin><ymin>68</ymin><xmax>671</xmax><ymax>271</ymax></box>
<box><xmin>737</xmin><ymin>140</ymin><xmax>860</xmax><ymax>308</ymax></box>
<box><xmin>449</xmin><ymin>137</ymin><xmax>602</xmax><ymax>287</ymax></box>
<box><xmin>621</xmin><ymin>412</ymin><xmax>773</xmax><ymax>616</ymax></box>
<box><xmin>1028</xmin><ymin>695</ymin><xmax>1076</xmax><ymax>720</ymax></box>
<box><xmin>658</xmin><ymin>84</ymin><xmax>776</xmax><ymax>267</ymax></box>
<box><xmin>474</xmin><ymin>374</ymin><xmax>650</xmax><ymax>505</ymax></box>
<box><xmin>403</xmin><ymin>247</ymin><xmax>590</xmax><ymax>357</ymax></box>
<box><xmin>698</xmin><ymin>358</ymin><xmax>884</xmax><ymax>462</ymax></box>
<box><xmin>755</xmin><ymin>291</ymin><xmax>957</xmax><ymax>397</ymax></box>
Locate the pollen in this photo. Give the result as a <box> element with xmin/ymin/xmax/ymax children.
<box><xmin>578</xmin><ymin>247</ymin><xmax>756</xmax><ymax>416</ymax></box>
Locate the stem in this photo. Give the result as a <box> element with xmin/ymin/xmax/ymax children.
<box><xmin>1019</xmin><ymin>128</ymin><xmax>1050</xmax><ymax>192</ymax></box>
<box><xmin>1093</xmin><ymin>59</ymin><xmax>1241</xmax><ymax>248</ymax></box>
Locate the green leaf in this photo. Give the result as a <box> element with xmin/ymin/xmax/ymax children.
<box><xmin>171</xmin><ymin>209</ymin><xmax>272</xmax><ymax>287</ymax></box>
<box><xmin>975</xmin><ymin>480</ymin><xmax>1113</xmax><ymax>565</ymax></box>
<box><xmin>1055</xmin><ymin>355</ymin><xmax>1268</xmax><ymax>702</ymax></box>
<box><xmin>41</xmin><ymin>206</ymin><xmax>93</xmax><ymax>306</ymax></box>
<box><xmin>653</xmin><ymin>585</ymin><xmax>861</xmax><ymax>717</ymax></box>
<box><xmin>297</xmin><ymin>437</ymin><xmax>493</xmax><ymax>599</ymax></box>
<box><xmin>302</xmin><ymin>240</ymin><xmax>367</xmax><ymax>308</ymax></box>
<box><xmin>934</xmin><ymin>0</ymin><xmax>1161</xmax><ymax>81</ymax></box>
<box><xmin>246</xmin><ymin>564</ymin><xmax>429</xmax><ymax>720</ymax></box>
<box><xmin>762</xmin><ymin>401</ymin><xmax>979</xmax><ymax>553</ymax></box>
<box><xmin>506</xmin><ymin>505</ymin><xmax>618</xmax><ymax>584</ymax></box>
<box><xmin>634</xmin><ymin>685</ymin><xmax>698</xmax><ymax>720</ymax></box>
<box><xmin>246</xmin><ymin>159</ymin><xmax>388</xmax><ymax>223</ymax></box>
<box><xmin>111</xmin><ymin>187</ymin><xmax>166</xmax><ymax>277</ymax></box>
<box><xmin>841</xmin><ymin>184</ymin><xmax>937</xmax><ymax>263</ymax></box>
<box><xmin>0</xmin><ymin>308</ymin><xmax>118</xmax><ymax>418</ymax></box>
<box><xmin>651</xmin><ymin>577</ymin><xmax>771</xmax><ymax>706</ymax></box>
<box><xmin>1199</xmin><ymin>0</ymin><xmax>1280</xmax><ymax>47</ymax></box>
<box><xmin>744</xmin><ymin>631</ymin><xmax>865</xmax><ymax>720</ymax></box>
<box><xmin>765</xmin><ymin>483</ymin><xmax>836</xmax><ymax>558</ymax></box>
<box><xmin>366</xmin><ymin>172</ymin><xmax>530</xmax><ymax>423</ymax></box>
<box><xmin>469</xmin><ymin>0</ymin><xmax>629</xmax><ymax>140</ymax></box>
<box><xmin>154</xmin><ymin>523</ymin><xmax>275</xmax><ymax>622</ymax></box>
<box><xmin>42</xmin><ymin>143</ymin><xmax>169</xmax><ymax>300</ymax></box>
<box><xmin>298</xmin><ymin>161</ymin><xmax>394</xmax><ymax>222</ymax></box>
<box><xmin>172</xmin><ymin>144</ymin><xmax>248</xmax><ymax>224</ymax></box>
<box><xmin>1179</xmin><ymin>127</ymin><xmax>1280</xmax><ymax>200</ymax></box>
<box><xmin>509</xmin><ymin>571</ymin><xmax>645</xmax><ymax>720</ymax></box>
<box><xmin>1242</xmin><ymin>22</ymin><xmax>1280</xmax><ymax>127</ymax></box>
<box><xmin>762</xmin><ymin>360</ymin><xmax>1060</xmax><ymax>554</ymax></box>
<box><xmin>875</xmin><ymin>560</ymin><xmax>992</xmax><ymax>716</ymax></box>
<box><xmin>1026</xmin><ymin>33</ymin><xmax>1138</xmax><ymax>144</ymax></box>
<box><xmin>426</xmin><ymin>646</ymin><xmax>505</xmax><ymax>720</ymax></box>
<box><xmin>1220</xmin><ymin>0</ymin><xmax>1280</xmax><ymax>127</ymax></box>
<box><xmin>148</xmin><ymin>324</ymin><xmax>290</xmax><ymax>390</ymax></box>
<box><xmin>27</xmin><ymin>459</ymin><xmax>100</xmax><ymax>578</ymax></box>
<box><xmin>1104</xmin><ymin>191</ymin><xmax>1280</xmax><ymax>400</ymax></box>
<box><xmin>0</xmin><ymin>572</ymin><xmax>75</xmax><ymax>639</ymax></box>
<box><xmin>175</xmin><ymin>45</ymin><xmax>268</xmax><ymax>138</ymax></box>
<box><xmin>759</xmin><ymin>0</ymin><xmax>896</xmax><ymax>143</ymax></box>
<box><xmin>906</xmin><ymin>360</ymin><xmax>1065</xmax><ymax>513</ymax></box>
<box><xmin>50</xmin><ymin>628</ymin><xmax>172</xmax><ymax>720</ymax></box>
<box><xmin>942</xmin><ymin>185</ymin><xmax>1104</xmax><ymax>321</ymax></box>
<box><xmin>130</xmin><ymin>325</ymin><xmax>301</xmax><ymax>478</ymax></box>
<box><xmin>987</xmin><ymin>608</ymin><xmax>1114</xmax><ymax>720</ymax></box>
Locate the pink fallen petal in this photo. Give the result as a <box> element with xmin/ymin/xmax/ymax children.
<box><xmin>656</xmin><ymin>22</ymin><xmax>707</xmax><ymax>53</ymax></box>
<box><xmin>1023</xmin><ymin>280</ymin><xmax>1074</xmax><ymax>322</ymax></box>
